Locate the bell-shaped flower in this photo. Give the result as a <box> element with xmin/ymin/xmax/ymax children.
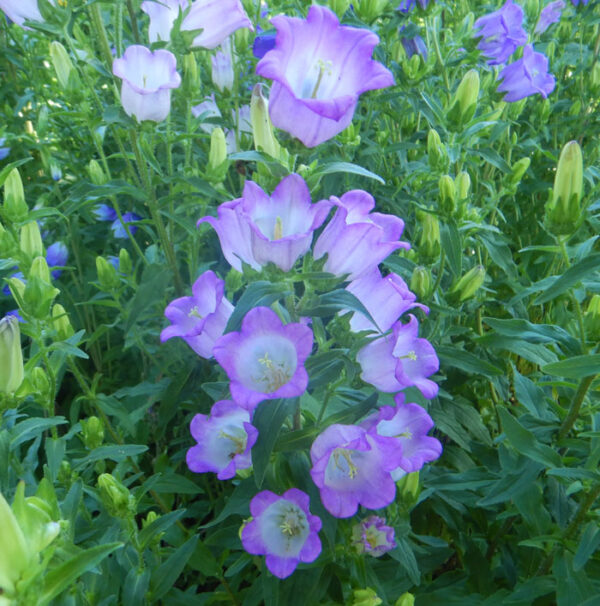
<box><xmin>110</xmin><ymin>212</ymin><xmax>142</xmax><ymax>239</ymax></box>
<box><xmin>0</xmin><ymin>138</ymin><xmax>10</xmax><ymax>160</ymax></box>
<box><xmin>186</xmin><ymin>400</ymin><xmax>258</xmax><ymax>479</ymax></box>
<box><xmin>497</xmin><ymin>44</ymin><xmax>556</xmax><ymax>102</ymax></box>
<box><xmin>362</xmin><ymin>394</ymin><xmax>442</xmax><ymax>480</ymax></box>
<box><xmin>356</xmin><ymin>315</ymin><xmax>439</xmax><ymax>399</ymax></box>
<box><xmin>535</xmin><ymin>0</ymin><xmax>565</xmax><ymax>34</ymax></box>
<box><xmin>255</xmin><ymin>5</ymin><xmax>394</xmax><ymax>147</ymax></box>
<box><xmin>473</xmin><ymin>0</ymin><xmax>527</xmax><ymax>65</ymax></box>
<box><xmin>160</xmin><ymin>270</ymin><xmax>234</xmax><ymax>358</ymax></box>
<box><xmin>0</xmin><ymin>0</ymin><xmax>53</xmax><ymax>27</ymax></box>
<box><xmin>351</xmin><ymin>515</ymin><xmax>396</xmax><ymax>557</ymax></box>
<box><xmin>241</xmin><ymin>488</ymin><xmax>322</xmax><ymax>579</ymax></box>
<box><xmin>345</xmin><ymin>267</ymin><xmax>428</xmax><ymax>333</ymax></box>
<box><xmin>141</xmin><ymin>0</ymin><xmax>252</xmax><ymax>49</ymax></box>
<box><xmin>310</xmin><ymin>424</ymin><xmax>404</xmax><ymax>518</ymax></box>
<box><xmin>199</xmin><ymin>174</ymin><xmax>331</xmax><ymax>272</ymax></box>
<box><xmin>213</xmin><ymin>306</ymin><xmax>313</xmax><ymax>409</ymax></box>
<box><xmin>112</xmin><ymin>45</ymin><xmax>181</xmax><ymax>122</ymax></box>
<box><xmin>313</xmin><ymin>190</ymin><xmax>409</xmax><ymax>281</ymax></box>
<box><xmin>45</xmin><ymin>242</ymin><xmax>68</xmax><ymax>279</ymax></box>
<box><xmin>211</xmin><ymin>37</ymin><xmax>234</xmax><ymax>92</ymax></box>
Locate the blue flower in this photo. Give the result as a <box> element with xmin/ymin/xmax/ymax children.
<box><xmin>497</xmin><ymin>44</ymin><xmax>555</xmax><ymax>102</ymax></box>
<box><xmin>93</xmin><ymin>204</ymin><xmax>118</xmax><ymax>222</ymax></box>
<box><xmin>535</xmin><ymin>0</ymin><xmax>565</xmax><ymax>34</ymax></box>
<box><xmin>400</xmin><ymin>27</ymin><xmax>428</xmax><ymax>59</ymax></box>
<box><xmin>252</xmin><ymin>32</ymin><xmax>276</xmax><ymax>59</ymax></box>
<box><xmin>0</xmin><ymin>138</ymin><xmax>10</xmax><ymax>161</ymax></box>
<box><xmin>46</xmin><ymin>242</ymin><xmax>68</xmax><ymax>279</ymax></box>
<box><xmin>111</xmin><ymin>212</ymin><xmax>141</xmax><ymax>239</ymax></box>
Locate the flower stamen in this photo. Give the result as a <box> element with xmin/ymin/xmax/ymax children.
<box><xmin>310</xmin><ymin>59</ymin><xmax>333</xmax><ymax>99</ymax></box>
<box><xmin>333</xmin><ymin>448</ymin><xmax>358</xmax><ymax>479</ymax></box>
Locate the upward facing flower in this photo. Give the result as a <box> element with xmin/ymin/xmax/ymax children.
<box><xmin>256</xmin><ymin>5</ymin><xmax>394</xmax><ymax>147</ymax></box>
<box><xmin>473</xmin><ymin>0</ymin><xmax>527</xmax><ymax>65</ymax></box>
<box><xmin>113</xmin><ymin>46</ymin><xmax>181</xmax><ymax>122</ymax></box>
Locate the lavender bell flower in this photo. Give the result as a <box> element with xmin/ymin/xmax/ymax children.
<box><xmin>345</xmin><ymin>267</ymin><xmax>428</xmax><ymax>333</ymax></box>
<box><xmin>535</xmin><ymin>0</ymin><xmax>565</xmax><ymax>34</ymax></box>
<box><xmin>212</xmin><ymin>306</ymin><xmax>313</xmax><ymax>409</ymax></box>
<box><xmin>356</xmin><ymin>314</ymin><xmax>439</xmax><ymax>399</ymax></box>
<box><xmin>253</xmin><ymin>32</ymin><xmax>277</xmax><ymax>59</ymax></box>
<box><xmin>141</xmin><ymin>0</ymin><xmax>252</xmax><ymax>49</ymax></box>
<box><xmin>351</xmin><ymin>516</ymin><xmax>396</xmax><ymax>557</ymax></box>
<box><xmin>112</xmin><ymin>45</ymin><xmax>181</xmax><ymax>122</ymax></box>
<box><xmin>310</xmin><ymin>424</ymin><xmax>404</xmax><ymax>518</ymax></box>
<box><xmin>473</xmin><ymin>0</ymin><xmax>528</xmax><ymax>65</ymax></box>
<box><xmin>241</xmin><ymin>488</ymin><xmax>322</xmax><ymax>579</ymax></box>
<box><xmin>313</xmin><ymin>189</ymin><xmax>409</xmax><ymax>281</ymax></box>
<box><xmin>256</xmin><ymin>5</ymin><xmax>394</xmax><ymax>147</ymax></box>
<box><xmin>0</xmin><ymin>0</ymin><xmax>54</xmax><ymax>27</ymax></box>
<box><xmin>186</xmin><ymin>399</ymin><xmax>258</xmax><ymax>479</ymax></box>
<box><xmin>199</xmin><ymin>174</ymin><xmax>331</xmax><ymax>272</ymax></box>
<box><xmin>400</xmin><ymin>31</ymin><xmax>428</xmax><ymax>60</ymax></box>
<box><xmin>497</xmin><ymin>44</ymin><xmax>556</xmax><ymax>102</ymax></box>
<box><xmin>362</xmin><ymin>394</ymin><xmax>442</xmax><ymax>480</ymax></box>
<box><xmin>211</xmin><ymin>37</ymin><xmax>234</xmax><ymax>92</ymax></box>
<box><xmin>93</xmin><ymin>204</ymin><xmax>118</xmax><ymax>222</ymax></box>
<box><xmin>160</xmin><ymin>270</ymin><xmax>234</xmax><ymax>358</ymax></box>
<box><xmin>111</xmin><ymin>212</ymin><xmax>142</xmax><ymax>239</ymax></box>
<box><xmin>46</xmin><ymin>242</ymin><xmax>68</xmax><ymax>279</ymax></box>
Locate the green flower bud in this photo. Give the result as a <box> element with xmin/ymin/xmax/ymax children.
<box><xmin>3</xmin><ymin>168</ymin><xmax>29</xmax><ymax>223</ymax></box>
<box><xmin>438</xmin><ymin>175</ymin><xmax>456</xmax><ymax>215</ymax></box>
<box><xmin>539</xmin><ymin>98</ymin><xmax>551</xmax><ymax>123</ymax></box>
<box><xmin>0</xmin><ymin>220</ymin><xmax>16</xmax><ymax>257</ymax></box>
<box><xmin>31</xmin><ymin>367</ymin><xmax>51</xmax><ymax>401</ymax></box>
<box><xmin>250</xmin><ymin>83</ymin><xmax>281</xmax><ymax>158</ymax></box>
<box><xmin>0</xmin><ymin>490</ymin><xmax>29</xmax><ymax>596</ymax></box>
<box><xmin>97</xmin><ymin>474</ymin><xmax>133</xmax><ymax>518</ymax></box>
<box><xmin>395</xmin><ymin>593</ymin><xmax>416</xmax><ymax>606</ymax></box>
<box><xmin>338</xmin><ymin>122</ymin><xmax>361</xmax><ymax>147</ymax></box>
<box><xmin>354</xmin><ymin>0</ymin><xmax>388</xmax><ymax>22</ymax></box>
<box><xmin>81</xmin><ymin>416</ymin><xmax>104</xmax><ymax>450</ymax></box>
<box><xmin>545</xmin><ymin>141</ymin><xmax>583</xmax><ymax>235</ymax></box>
<box><xmin>417</xmin><ymin>211</ymin><xmax>441</xmax><ymax>262</ymax></box>
<box><xmin>397</xmin><ymin>471</ymin><xmax>420</xmax><ymax>508</ymax></box>
<box><xmin>207</xmin><ymin>127</ymin><xmax>229</xmax><ymax>183</ymax></box>
<box><xmin>508</xmin><ymin>157</ymin><xmax>530</xmax><ymax>187</ymax></box>
<box><xmin>448</xmin><ymin>69</ymin><xmax>479</xmax><ymax>126</ymax></box>
<box><xmin>118</xmin><ymin>248</ymin><xmax>132</xmax><ymax>275</ymax></box>
<box><xmin>23</xmin><ymin>269</ymin><xmax>60</xmax><ymax>319</ymax></box>
<box><xmin>29</xmin><ymin>256</ymin><xmax>51</xmax><ymax>283</ymax></box>
<box><xmin>7</xmin><ymin>277</ymin><xmax>26</xmax><ymax>306</ymax></box>
<box><xmin>410</xmin><ymin>266</ymin><xmax>433</xmax><ymax>299</ymax></box>
<box><xmin>329</xmin><ymin>0</ymin><xmax>351</xmax><ymax>17</ymax></box>
<box><xmin>591</xmin><ymin>62</ymin><xmax>600</xmax><ymax>91</ymax></box>
<box><xmin>183</xmin><ymin>52</ymin><xmax>198</xmax><ymax>94</ymax></box>
<box><xmin>19</xmin><ymin>222</ymin><xmax>44</xmax><ymax>259</ymax></box>
<box><xmin>49</xmin><ymin>41</ymin><xmax>79</xmax><ymax>92</ymax></box>
<box><xmin>584</xmin><ymin>295</ymin><xmax>600</xmax><ymax>340</ymax></box>
<box><xmin>427</xmin><ymin>129</ymin><xmax>448</xmax><ymax>172</ymax></box>
<box><xmin>403</xmin><ymin>53</ymin><xmax>421</xmax><ymax>80</ymax></box>
<box><xmin>96</xmin><ymin>256</ymin><xmax>119</xmax><ymax>290</ymax></box>
<box><xmin>51</xmin><ymin>304</ymin><xmax>74</xmax><ymax>340</ymax></box>
<box><xmin>87</xmin><ymin>159</ymin><xmax>107</xmax><ymax>186</ymax></box>
<box><xmin>455</xmin><ymin>171</ymin><xmax>471</xmax><ymax>201</ymax></box>
<box><xmin>0</xmin><ymin>315</ymin><xmax>24</xmax><ymax>395</ymax></box>
<box><xmin>352</xmin><ymin>588</ymin><xmax>382</xmax><ymax>606</ymax></box>
<box><xmin>58</xmin><ymin>460</ymin><xmax>73</xmax><ymax>485</ymax></box>
<box><xmin>451</xmin><ymin>265</ymin><xmax>486</xmax><ymax>302</ymax></box>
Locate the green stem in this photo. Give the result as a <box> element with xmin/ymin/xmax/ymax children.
<box><xmin>558</xmin><ymin>374</ymin><xmax>596</xmax><ymax>441</ymax></box>
<box><xmin>125</xmin><ymin>0</ymin><xmax>141</xmax><ymax>44</ymax></box>
<box><xmin>431</xmin><ymin>16</ymin><xmax>450</xmax><ymax>92</ymax></box>
<box><xmin>432</xmin><ymin>247</ymin><xmax>446</xmax><ymax>295</ymax></box>
<box><xmin>558</xmin><ymin>237</ymin><xmax>587</xmax><ymax>350</ymax></box>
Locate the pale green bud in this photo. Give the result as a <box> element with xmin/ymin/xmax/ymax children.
<box><xmin>427</xmin><ymin>129</ymin><xmax>448</xmax><ymax>172</ymax></box>
<box><xmin>49</xmin><ymin>41</ymin><xmax>79</xmax><ymax>92</ymax></box>
<box><xmin>97</xmin><ymin>474</ymin><xmax>133</xmax><ymax>518</ymax></box>
<box><xmin>250</xmin><ymin>83</ymin><xmax>281</xmax><ymax>158</ymax></box>
<box><xmin>96</xmin><ymin>256</ymin><xmax>119</xmax><ymax>290</ymax></box>
<box><xmin>119</xmin><ymin>248</ymin><xmax>132</xmax><ymax>275</ymax></box>
<box><xmin>329</xmin><ymin>0</ymin><xmax>351</xmax><ymax>17</ymax></box>
<box><xmin>87</xmin><ymin>159</ymin><xmax>107</xmax><ymax>185</ymax></box>
<box><xmin>37</xmin><ymin>105</ymin><xmax>49</xmax><ymax>137</ymax></box>
<box><xmin>29</xmin><ymin>256</ymin><xmax>51</xmax><ymax>283</ymax></box>
<box><xmin>448</xmin><ymin>69</ymin><xmax>479</xmax><ymax>126</ymax></box>
<box><xmin>584</xmin><ymin>295</ymin><xmax>600</xmax><ymax>340</ymax></box>
<box><xmin>52</xmin><ymin>304</ymin><xmax>74</xmax><ymax>340</ymax></box>
<box><xmin>397</xmin><ymin>471</ymin><xmax>420</xmax><ymax>508</ymax></box>
<box><xmin>81</xmin><ymin>416</ymin><xmax>104</xmax><ymax>450</ymax></box>
<box><xmin>410</xmin><ymin>266</ymin><xmax>432</xmax><ymax>299</ymax></box>
<box><xmin>24</xmin><ymin>262</ymin><xmax>60</xmax><ymax>318</ymax></box>
<box><xmin>352</xmin><ymin>588</ymin><xmax>382</xmax><ymax>606</ymax></box>
<box><xmin>591</xmin><ymin>63</ymin><xmax>600</xmax><ymax>91</ymax></box>
<box><xmin>31</xmin><ymin>367</ymin><xmax>51</xmax><ymax>396</ymax></box>
<box><xmin>0</xmin><ymin>490</ymin><xmax>29</xmax><ymax>595</ymax></box>
<box><xmin>417</xmin><ymin>211</ymin><xmax>440</xmax><ymax>262</ymax></box>
<box><xmin>451</xmin><ymin>265</ymin><xmax>486</xmax><ymax>301</ymax></box>
<box><xmin>395</xmin><ymin>593</ymin><xmax>415</xmax><ymax>606</ymax></box>
<box><xmin>354</xmin><ymin>0</ymin><xmax>388</xmax><ymax>22</ymax></box>
<box><xmin>455</xmin><ymin>171</ymin><xmax>471</xmax><ymax>200</ymax></box>
<box><xmin>207</xmin><ymin>127</ymin><xmax>229</xmax><ymax>183</ymax></box>
<box><xmin>183</xmin><ymin>52</ymin><xmax>198</xmax><ymax>94</ymax></box>
<box><xmin>19</xmin><ymin>222</ymin><xmax>44</xmax><ymax>259</ymax></box>
<box><xmin>0</xmin><ymin>315</ymin><xmax>24</xmax><ymax>395</ymax></box>
<box><xmin>509</xmin><ymin>157</ymin><xmax>530</xmax><ymax>187</ymax></box>
<box><xmin>438</xmin><ymin>175</ymin><xmax>456</xmax><ymax>215</ymax></box>
<box><xmin>0</xmin><ymin>221</ymin><xmax>16</xmax><ymax>256</ymax></box>
<box><xmin>7</xmin><ymin>277</ymin><xmax>26</xmax><ymax>305</ymax></box>
<box><xmin>545</xmin><ymin>141</ymin><xmax>583</xmax><ymax>235</ymax></box>
<box><xmin>403</xmin><ymin>53</ymin><xmax>421</xmax><ymax>80</ymax></box>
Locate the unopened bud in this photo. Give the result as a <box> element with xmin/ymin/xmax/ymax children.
<box><xmin>354</xmin><ymin>0</ymin><xmax>388</xmax><ymax>21</ymax></box>
<box><xmin>410</xmin><ymin>266</ymin><xmax>432</xmax><ymax>299</ymax></box>
<box><xmin>52</xmin><ymin>304</ymin><xmax>74</xmax><ymax>340</ymax></box>
<box><xmin>545</xmin><ymin>141</ymin><xmax>583</xmax><ymax>235</ymax></box>
<box><xmin>427</xmin><ymin>129</ymin><xmax>448</xmax><ymax>172</ymax></box>
<box><xmin>417</xmin><ymin>211</ymin><xmax>440</xmax><ymax>262</ymax></box>
<box><xmin>352</xmin><ymin>588</ymin><xmax>382</xmax><ymax>606</ymax></box>
<box><xmin>29</xmin><ymin>256</ymin><xmax>51</xmax><ymax>283</ymax></box>
<box><xmin>250</xmin><ymin>83</ymin><xmax>281</xmax><ymax>158</ymax></box>
<box><xmin>0</xmin><ymin>221</ymin><xmax>16</xmax><ymax>256</ymax></box>
<box><xmin>3</xmin><ymin>169</ymin><xmax>29</xmax><ymax>223</ymax></box>
<box><xmin>118</xmin><ymin>248</ymin><xmax>132</xmax><ymax>275</ymax></box>
<box><xmin>451</xmin><ymin>265</ymin><xmax>486</xmax><ymax>301</ymax></box>
<box><xmin>31</xmin><ymin>367</ymin><xmax>51</xmax><ymax>401</ymax></box>
<box><xmin>87</xmin><ymin>159</ymin><xmax>107</xmax><ymax>185</ymax></box>
<box><xmin>448</xmin><ymin>69</ymin><xmax>479</xmax><ymax>126</ymax></box>
<box><xmin>455</xmin><ymin>171</ymin><xmax>471</xmax><ymax>200</ymax></box>
<box><xmin>7</xmin><ymin>277</ymin><xmax>26</xmax><ymax>305</ymax></box>
<box><xmin>0</xmin><ymin>490</ymin><xmax>29</xmax><ymax>591</ymax></box>
<box><xmin>97</xmin><ymin>474</ymin><xmax>132</xmax><ymax>518</ymax></box>
<box><xmin>211</xmin><ymin>39</ymin><xmax>234</xmax><ymax>92</ymax></box>
<box><xmin>509</xmin><ymin>157</ymin><xmax>530</xmax><ymax>187</ymax></box>
<box><xmin>49</xmin><ymin>41</ymin><xmax>78</xmax><ymax>92</ymax></box>
<box><xmin>0</xmin><ymin>315</ymin><xmax>24</xmax><ymax>394</ymax></box>
<box><xmin>183</xmin><ymin>52</ymin><xmax>198</xmax><ymax>94</ymax></box>
<box><xmin>20</xmin><ymin>222</ymin><xmax>44</xmax><ymax>259</ymax></box>
<box><xmin>96</xmin><ymin>256</ymin><xmax>119</xmax><ymax>290</ymax></box>
<box><xmin>397</xmin><ymin>471</ymin><xmax>420</xmax><ymax>508</ymax></box>
<box><xmin>81</xmin><ymin>416</ymin><xmax>104</xmax><ymax>450</ymax></box>
<box><xmin>584</xmin><ymin>295</ymin><xmax>600</xmax><ymax>340</ymax></box>
<box><xmin>591</xmin><ymin>62</ymin><xmax>600</xmax><ymax>91</ymax></box>
<box><xmin>329</xmin><ymin>0</ymin><xmax>351</xmax><ymax>17</ymax></box>
<box><xmin>438</xmin><ymin>175</ymin><xmax>456</xmax><ymax>215</ymax></box>
<box><xmin>395</xmin><ymin>593</ymin><xmax>415</xmax><ymax>606</ymax></box>
<box><xmin>207</xmin><ymin>127</ymin><xmax>229</xmax><ymax>182</ymax></box>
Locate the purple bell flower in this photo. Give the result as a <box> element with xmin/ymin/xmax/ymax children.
<box><xmin>345</xmin><ymin>267</ymin><xmax>428</xmax><ymax>334</ymax></box>
<box><xmin>186</xmin><ymin>399</ymin><xmax>258</xmax><ymax>479</ymax></box>
<box><xmin>199</xmin><ymin>174</ymin><xmax>331</xmax><ymax>272</ymax></box>
<box><xmin>211</xmin><ymin>37</ymin><xmax>234</xmax><ymax>92</ymax></box>
<box><xmin>362</xmin><ymin>394</ymin><xmax>442</xmax><ymax>480</ymax></box>
<box><xmin>213</xmin><ymin>306</ymin><xmax>313</xmax><ymax>410</ymax></box>
<box><xmin>241</xmin><ymin>488</ymin><xmax>322</xmax><ymax>579</ymax></box>
<box><xmin>310</xmin><ymin>424</ymin><xmax>404</xmax><ymax>518</ymax></box>
<box><xmin>46</xmin><ymin>242</ymin><xmax>68</xmax><ymax>279</ymax></box>
<box><xmin>400</xmin><ymin>31</ymin><xmax>428</xmax><ymax>60</ymax></box>
<box><xmin>93</xmin><ymin>204</ymin><xmax>118</xmax><ymax>222</ymax></box>
<box><xmin>253</xmin><ymin>32</ymin><xmax>277</xmax><ymax>59</ymax></box>
<box><xmin>473</xmin><ymin>0</ymin><xmax>528</xmax><ymax>65</ymax></box>
<box><xmin>5</xmin><ymin>309</ymin><xmax>23</xmax><ymax>323</ymax></box>
<box><xmin>112</xmin><ymin>45</ymin><xmax>181</xmax><ymax>122</ymax></box>
<box><xmin>356</xmin><ymin>314</ymin><xmax>439</xmax><ymax>399</ymax></box>
<box><xmin>535</xmin><ymin>0</ymin><xmax>565</xmax><ymax>34</ymax></box>
<box><xmin>397</xmin><ymin>0</ymin><xmax>429</xmax><ymax>12</ymax></box>
<box><xmin>256</xmin><ymin>5</ymin><xmax>394</xmax><ymax>147</ymax></box>
<box><xmin>111</xmin><ymin>212</ymin><xmax>141</xmax><ymax>239</ymax></box>
<box><xmin>313</xmin><ymin>189</ymin><xmax>409</xmax><ymax>281</ymax></box>
<box><xmin>497</xmin><ymin>44</ymin><xmax>556</xmax><ymax>102</ymax></box>
<box><xmin>351</xmin><ymin>516</ymin><xmax>396</xmax><ymax>557</ymax></box>
<box><xmin>160</xmin><ymin>270</ymin><xmax>234</xmax><ymax>358</ymax></box>
<box><xmin>570</xmin><ymin>0</ymin><xmax>588</xmax><ymax>5</ymax></box>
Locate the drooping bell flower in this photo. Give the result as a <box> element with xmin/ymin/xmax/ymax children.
<box><xmin>473</xmin><ymin>0</ymin><xmax>527</xmax><ymax>65</ymax></box>
<box><xmin>253</xmin><ymin>32</ymin><xmax>277</xmax><ymax>59</ymax></box>
<box><xmin>356</xmin><ymin>315</ymin><xmax>439</xmax><ymax>399</ymax></box>
<box><xmin>535</xmin><ymin>0</ymin><xmax>565</xmax><ymax>34</ymax></box>
<box><xmin>400</xmin><ymin>30</ymin><xmax>428</xmax><ymax>60</ymax></box>
<box><xmin>160</xmin><ymin>270</ymin><xmax>233</xmax><ymax>358</ymax></box>
<box><xmin>186</xmin><ymin>400</ymin><xmax>258</xmax><ymax>479</ymax></box>
<box><xmin>141</xmin><ymin>0</ymin><xmax>252</xmax><ymax>49</ymax></box>
<box><xmin>497</xmin><ymin>44</ymin><xmax>556</xmax><ymax>102</ymax></box>
<box><xmin>45</xmin><ymin>242</ymin><xmax>68</xmax><ymax>279</ymax></box>
<box><xmin>309</xmin><ymin>424</ymin><xmax>404</xmax><ymax>518</ymax></box>
<box><xmin>199</xmin><ymin>174</ymin><xmax>331</xmax><ymax>272</ymax></box>
<box><xmin>112</xmin><ymin>45</ymin><xmax>181</xmax><ymax>122</ymax></box>
<box><xmin>110</xmin><ymin>212</ymin><xmax>142</xmax><ymax>239</ymax></box>
<box><xmin>241</xmin><ymin>489</ymin><xmax>322</xmax><ymax>579</ymax></box>
<box><xmin>345</xmin><ymin>267</ymin><xmax>428</xmax><ymax>333</ymax></box>
<box><xmin>211</xmin><ymin>37</ymin><xmax>234</xmax><ymax>92</ymax></box>
<box><xmin>0</xmin><ymin>0</ymin><xmax>53</xmax><ymax>27</ymax></box>
<box><xmin>255</xmin><ymin>5</ymin><xmax>394</xmax><ymax>147</ymax></box>
<box><xmin>313</xmin><ymin>189</ymin><xmax>409</xmax><ymax>281</ymax></box>
<box><xmin>362</xmin><ymin>394</ymin><xmax>442</xmax><ymax>480</ymax></box>
<box><xmin>351</xmin><ymin>516</ymin><xmax>396</xmax><ymax>557</ymax></box>
<box><xmin>212</xmin><ymin>306</ymin><xmax>313</xmax><ymax>409</ymax></box>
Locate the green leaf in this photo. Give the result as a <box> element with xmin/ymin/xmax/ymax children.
<box><xmin>299</xmin><ymin>289</ymin><xmax>379</xmax><ymax>328</ymax></box>
<box><xmin>542</xmin><ymin>356</ymin><xmax>600</xmax><ymax>379</ymax></box>
<box><xmin>150</xmin><ymin>535</ymin><xmax>199</xmax><ymax>601</ymax></box>
<box><xmin>123</xmin><ymin>568</ymin><xmax>151</xmax><ymax>606</ymax></box>
<box><xmin>10</xmin><ymin>417</ymin><xmax>67</xmax><ymax>449</ymax></box>
<box><xmin>390</xmin><ymin>538</ymin><xmax>421</xmax><ymax>586</ymax></box>
<box><xmin>138</xmin><ymin>509</ymin><xmax>187</xmax><ymax>550</ymax></box>
<box><xmin>512</xmin><ymin>365</ymin><xmax>551</xmax><ymax>419</ymax></box>
<box><xmin>440</xmin><ymin>221</ymin><xmax>462</xmax><ymax>276</ymax></box>
<box><xmin>39</xmin><ymin>542</ymin><xmax>122</xmax><ymax>605</ymax></box>
<box><xmin>124</xmin><ymin>264</ymin><xmax>171</xmax><ymax>335</ymax></box>
<box><xmin>310</xmin><ymin>161</ymin><xmax>385</xmax><ymax>184</ymax></box>
<box><xmin>437</xmin><ymin>345</ymin><xmax>503</xmax><ymax>378</ymax></box>
<box><xmin>573</xmin><ymin>523</ymin><xmax>600</xmax><ymax>571</ymax></box>
<box><xmin>72</xmin><ymin>444</ymin><xmax>148</xmax><ymax>469</ymax></box>
<box><xmin>0</xmin><ymin>158</ymin><xmax>32</xmax><ymax>187</ymax></box>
